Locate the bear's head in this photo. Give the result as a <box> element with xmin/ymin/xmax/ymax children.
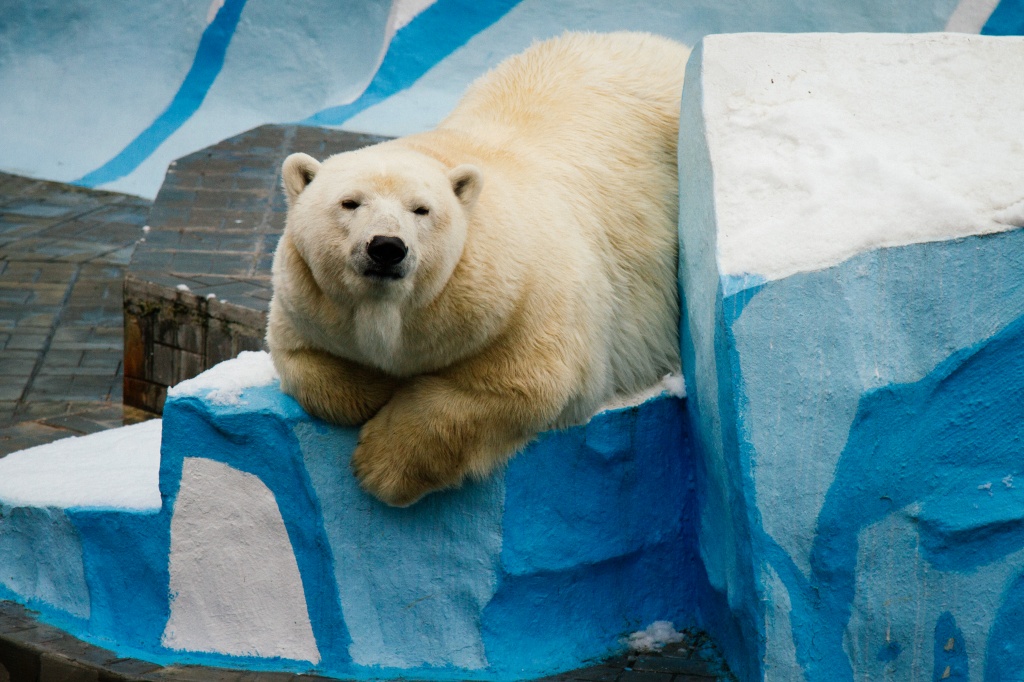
<box><xmin>280</xmin><ymin>144</ymin><xmax>482</xmax><ymax>307</ymax></box>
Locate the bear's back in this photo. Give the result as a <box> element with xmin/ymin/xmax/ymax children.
<box><xmin>441</xmin><ymin>32</ymin><xmax>689</xmax><ymax>154</ymax></box>
<box><xmin>437</xmin><ymin>32</ymin><xmax>688</xmax><ymax>401</ymax></box>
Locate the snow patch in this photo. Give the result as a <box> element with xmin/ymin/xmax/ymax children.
<box><xmin>0</xmin><ymin>419</ymin><xmax>162</xmax><ymax>510</ymax></box>
<box><xmin>627</xmin><ymin>621</ymin><xmax>685</xmax><ymax>652</ymax></box>
<box><xmin>703</xmin><ymin>33</ymin><xmax>1024</xmax><ymax>282</ymax></box>
<box><xmin>597</xmin><ymin>373</ymin><xmax>686</xmax><ymax>414</ymax></box>
<box><xmin>169</xmin><ymin>350</ymin><xmax>279</xmax><ymax>406</ymax></box>
<box><xmin>660</xmin><ymin>373</ymin><xmax>686</xmax><ymax>399</ymax></box>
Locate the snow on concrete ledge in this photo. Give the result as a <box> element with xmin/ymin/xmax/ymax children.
<box><xmin>701</xmin><ymin>32</ymin><xmax>1024</xmax><ymax>283</ymax></box>
<box><xmin>0</xmin><ymin>419</ymin><xmax>168</xmax><ymax>645</ymax></box>
<box><xmin>0</xmin><ymin>420</ymin><xmax>161</xmax><ymax>511</ymax></box>
<box><xmin>679</xmin><ymin>32</ymin><xmax>1024</xmax><ymax>682</ymax></box>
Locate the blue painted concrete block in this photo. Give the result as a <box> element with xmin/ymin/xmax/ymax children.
<box><xmin>0</xmin><ymin>378</ymin><xmax>698</xmax><ymax>678</ymax></box>
<box><xmin>0</xmin><ymin>420</ymin><xmax>169</xmax><ymax>654</ymax></box>
<box><xmin>152</xmin><ymin>380</ymin><xmax>698</xmax><ymax>679</ymax></box>
<box><xmin>679</xmin><ymin>32</ymin><xmax>1024</xmax><ymax>682</ymax></box>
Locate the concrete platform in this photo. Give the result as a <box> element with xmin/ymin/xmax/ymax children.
<box><xmin>678</xmin><ymin>32</ymin><xmax>1024</xmax><ymax>682</ymax></box>
<box><xmin>0</xmin><ymin>599</ymin><xmax>731</xmax><ymax>682</ymax></box>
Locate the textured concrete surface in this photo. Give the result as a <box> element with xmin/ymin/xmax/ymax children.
<box><xmin>0</xmin><ymin>600</ymin><xmax>734</xmax><ymax>682</ymax></box>
<box><xmin>0</xmin><ymin>172</ymin><xmax>153</xmax><ymax>456</ymax></box>
<box><xmin>150</xmin><ymin>379</ymin><xmax>696</xmax><ymax>678</ymax></box>
<box><xmin>678</xmin><ymin>33</ymin><xmax>1024</xmax><ymax>682</ymax></box>
<box><xmin>3</xmin><ymin>0</ymin><xmax>1012</xmax><ymax>198</ymax></box>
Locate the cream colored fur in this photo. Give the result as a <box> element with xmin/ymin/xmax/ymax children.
<box><xmin>267</xmin><ymin>32</ymin><xmax>689</xmax><ymax>506</ymax></box>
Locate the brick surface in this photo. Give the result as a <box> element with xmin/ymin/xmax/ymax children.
<box><xmin>618</xmin><ymin>670</ymin><xmax>674</xmax><ymax>682</ymax></box>
<box><xmin>633</xmin><ymin>656</ymin><xmax>719</xmax><ymax>675</ymax></box>
<box><xmin>130</xmin><ymin>125</ymin><xmax>389</xmax><ymax>312</ymax></box>
<box><xmin>0</xmin><ymin>172</ymin><xmax>155</xmax><ymax>456</ymax></box>
<box><xmin>38</xmin><ymin>653</ymin><xmax>100</xmax><ymax>682</ymax></box>
<box><xmin>0</xmin><ymin>638</ymin><xmax>37</xmax><ymax>682</ymax></box>
<box><xmin>104</xmin><ymin>659</ymin><xmax>163</xmax><ymax>678</ymax></box>
<box><xmin>569</xmin><ymin>664</ymin><xmax>622</xmax><ymax>681</ymax></box>
<box><xmin>121</xmin><ymin>125</ymin><xmax>391</xmax><ymax>414</ymax></box>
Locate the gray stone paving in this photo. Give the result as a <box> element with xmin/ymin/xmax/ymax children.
<box><xmin>0</xmin><ymin>172</ymin><xmax>154</xmax><ymax>456</ymax></box>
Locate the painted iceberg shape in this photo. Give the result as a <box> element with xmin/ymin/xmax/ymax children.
<box><xmin>157</xmin><ymin>355</ymin><xmax>697</xmax><ymax>678</ymax></box>
<box><xmin>678</xmin><ymin>32</ymin><xmax>1024</xmax><ymax>682</ymax></box>
<box><xmin>0</xmin><ymin>352</ymin><xmax>700</xmax><ymax>679</ymax></box>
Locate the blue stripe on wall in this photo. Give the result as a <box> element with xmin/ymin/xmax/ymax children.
<box><xmin>75</xmin><ymin>0</ymin><xmax>247</xmax><ymax>188</ymax></box>
<box><xmin>302</xmin><ymin>0</ymin><xmax>521</xmax><ymax>127</ymax></box>
<box><xmin>982</xmin><ymin>0</ymin><xmax>1024</xmax><ymax>34</ymax></box>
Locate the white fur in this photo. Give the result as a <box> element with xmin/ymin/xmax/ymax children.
<box><xmin>267</xmin><ymin>32</ymin><xmax>689</xmax><ymax>505</ymax></box>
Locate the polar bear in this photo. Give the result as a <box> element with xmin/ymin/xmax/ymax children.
<box><xmin>267</xmin><ymin>32</ymin><xmax>689</xmax><ymax>506</ymax></box>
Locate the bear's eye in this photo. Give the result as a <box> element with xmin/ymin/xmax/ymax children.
<box><xmin>413</xmin><ymin>206</ymin><xmax>430</xmax><ymax>216</ymax></box>
<box><xmin>341</xmin><ymin>199</ymin><xmax>360</xmax><ymax>210</ymax></box>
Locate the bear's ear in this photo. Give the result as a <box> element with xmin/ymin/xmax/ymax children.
<box><xmin>282</xmin><ymin>153</ymin><xmax>322</xmax><ymax>206</ymax></box>
<box><xmin>449</xmin><ymin>164</ymin><xmax>483</xmax><ymax>208</ymax></box>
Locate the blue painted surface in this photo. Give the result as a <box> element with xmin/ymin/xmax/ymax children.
<box><xmin>0</xmin><ymin>0</ymin><xmax>394</xmax><ymax>196</ymax></box>
<box><xmin>76</xmin><ymin>0</ymin><xmax>247</xmax><ymax>187</ymax></box>
<box><xmin>0</xmin><ymin>506</ymin><xmax>90</xmax><ymax>620</ymax></box>
<box><xmin>933</xmin><ymin>612</ymin><xmax>968</xmax><ymax>681</ymax></box>
<box><xmin>160</xmin><ymin>388</ymin><xmax>353</xmax><ymax>672</ymax></box>
<box><xmin>983</xmin><ymin>0</ymin><xmax>1024</xmax><ymax>34</ymax></box>
<box><xmin>294</xmin><ymin>418</ymin><xmax>504</xmax><ymax>674</ymax></box>
<box><xmin>69</xmin><ymin>510</ymin><xmax>168</xmax><ymax>652</ymax></box>
<box><xmin>986</xmin><ymin>571</ymin><xmax>1024</xmax><ymax>680</ymax></box>
<box><xmin>303</xmin><ymin>0</ymin><xmax>521</xmax><ymax>127</ymax></box>
<box><xmin>0</xmin><ymin>372</ymin><xmax>696</xmax><ymax>675</ymax></box>
<box><xmin>736</xmin><ymin>232</ymin><xmax>1024</xmax><ymax>681</ymax></box>
<box><xmin>485</xmin><ymin>397</ymin><xmax>700</xmax><ymax>677</ymax></box>
<box><xmin>679</xmin><ymin>32</ymin><xmax>1024</xmax><ymax>681</ymax></box>
<box><xmin>677</xmin><ymin>38</ymin><xmax>762</xmax><ymax>682</ymax></box>
<box><xmin>39</xmin><ymin>383</ymin><xmax>689</xmax><ymax>680</ymax></box>
<box><xmin>808</xmin><ymin>310</ymin><xmax>1024</xmax><ymax>680</ymax></box>
<box><xmin>5</xmin><ymin>0</ymin><xmax>1022</xmax><ymax>196</ymax></box>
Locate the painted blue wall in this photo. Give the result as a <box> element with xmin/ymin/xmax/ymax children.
<box><xmin>678</xmin><ymin>33</ymin><xmax>1024</xmax><ymax>682</ymax></box>
<box><xmin>730</xmin><ymin>233</ymin><xmax>1024</xmax><ymax>681</ymax></box>
<box><xmin>2</xmin><ymin>0</ymin><xmax>1018</xmax><ymax>197</ymax></box>
<box><xmin>0</xmin><ymin>382</ymin><xmax>697</xmax><ymax>679</ymax></box>
<box><xmin>0</xmin><ymin>0</ymin><xmax>395</xmax><ymax>197</ymax></box>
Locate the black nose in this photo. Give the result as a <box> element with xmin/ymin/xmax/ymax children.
<box><xmin>366</xmin><ymin>236</ymin><xmax>408</xmax><ymax>266</ymax></box>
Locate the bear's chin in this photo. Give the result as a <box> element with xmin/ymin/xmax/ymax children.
<box><xmin>346</xmin><ymin>268</ymin><xmax>416</xmax><ymax>303</ymax></box>
<box><xmin>362</xmin><ymin>268</ymin><xmax>406</xmax><ymax>281</ymax></box>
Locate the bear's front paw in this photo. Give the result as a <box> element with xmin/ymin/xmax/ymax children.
<box><xmin>350</xmin><ymin>417</ymin><xmax>464</xmax><ymax>507</ymax></box>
